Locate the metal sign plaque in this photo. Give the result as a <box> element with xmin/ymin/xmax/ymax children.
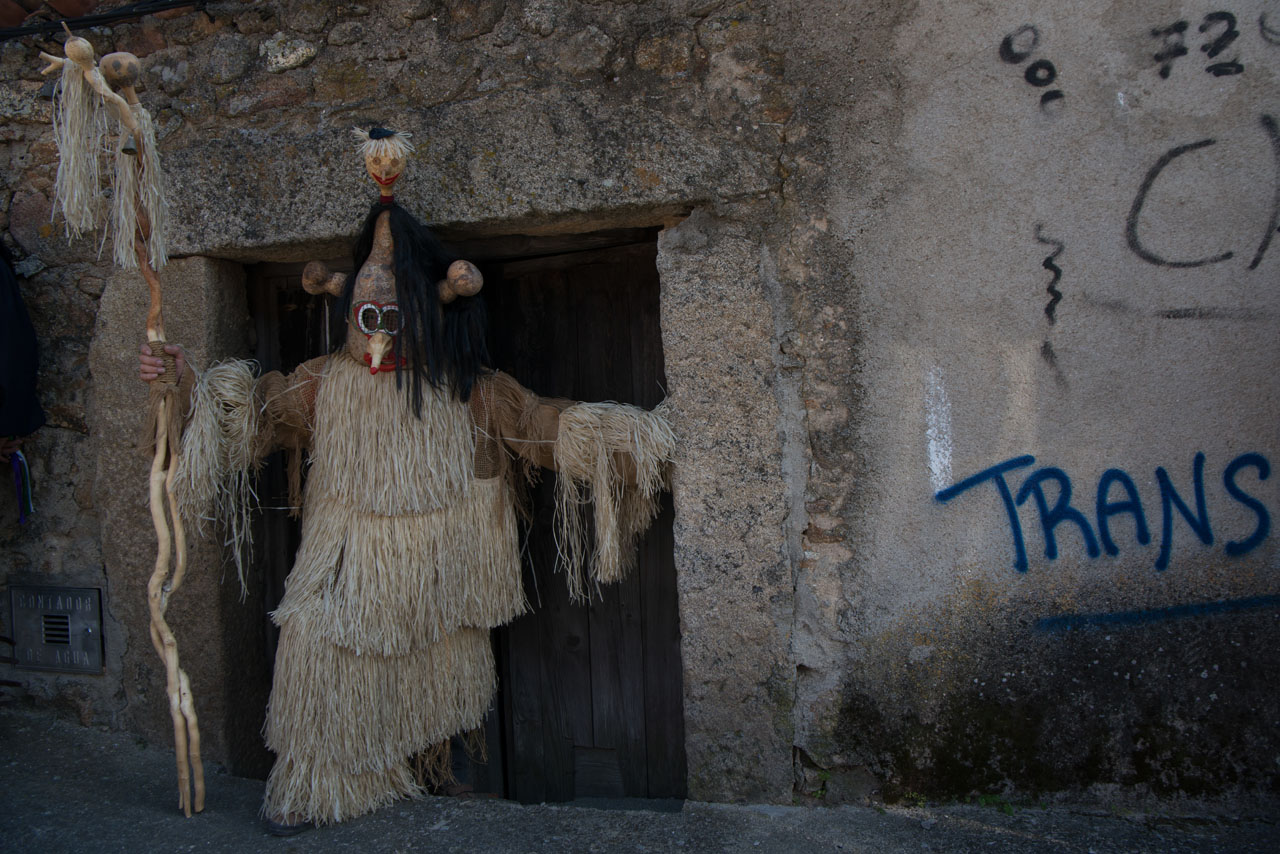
<box><xmin>10</xmin><ymin>586</ymin><xmax>103</xmax><ymax>674</ymax></box>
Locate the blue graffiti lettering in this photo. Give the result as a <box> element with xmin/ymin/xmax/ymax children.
<box><xmin>1015</xmin><ymin>467</ymin><xmax>1101</xmax><ymax>560</ymax></box>
<box><xmin>935</xmin><ymin>455</ymin><xmax>1036</xmax><ymax>572</ymax></box>
<box><xmin>936</xmin><ymin>452</ymin><xmax>1271</xmax><ymax>572</ymax></box>
<box><xmin>1035</xmin><ymin>593</ymin><xmax>1280</xmax><ymax>633</ymax></box>
<box><xmin>1155</xmin><ymin>452</ymin><xmax>1213</xmax><ymax>571</ymax></box>
<box><xmin>1223</xmin><ymin>453</ymin><xmax>1271</xmax><ymax>555</ymax></box>
<box><xmin>1096</xmin><ymin>469</ymin><xmax>1151</xmax><ymax>556</ymax></box>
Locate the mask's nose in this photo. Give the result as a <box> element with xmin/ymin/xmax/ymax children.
<box><xmin>366</xmin><ymin>331</ymin><xmax>393</xmax><ymax>374</ymax></box>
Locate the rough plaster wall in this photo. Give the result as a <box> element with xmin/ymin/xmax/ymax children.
<box><xmin>786</xmin><ymin>0</ymin><xmax>1280</xmax><ymax>803</ymax></box>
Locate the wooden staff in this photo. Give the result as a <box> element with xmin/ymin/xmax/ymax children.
<box><xmin>40</xmin><ymin>32</ymin><xmax>204</xmax><ymax>817</ymax></box>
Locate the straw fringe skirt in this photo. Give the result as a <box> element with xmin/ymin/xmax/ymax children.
<box><xmin>263</xmin><ymin>618</ymin><xmax>495</xmax><ymax>823</ymax></box>
<box><xmin>262</xmin><ymin>358</ymin><xmax>521</xmax><ymax>824</ymax></box>
<box><xmin>272</xmin><ymin>479</ymin><xmax>526</xmax><ymax>656</ymax></box>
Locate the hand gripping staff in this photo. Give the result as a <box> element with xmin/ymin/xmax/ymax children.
<box><xmin>40</xmin><ymin>26</ymin><xmax>203</xmax><ymax>816</ymax></box>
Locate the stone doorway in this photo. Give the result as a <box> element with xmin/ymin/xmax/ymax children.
<box><xmin>243</xmin><ymin>229</ymin><xmax>685</xmax><ymax>800</ymax></box>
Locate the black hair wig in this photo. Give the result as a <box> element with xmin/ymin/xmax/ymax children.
<box><xmin>335</xmin><ymin>201</ymin><xmax>490</xmax><ymax>416</ymax></box>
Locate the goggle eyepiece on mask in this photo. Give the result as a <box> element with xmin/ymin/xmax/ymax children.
<box><xmin>354</xmin><ymin>301</ymin><xmax>402</xmax><ymax>336</ymax></box>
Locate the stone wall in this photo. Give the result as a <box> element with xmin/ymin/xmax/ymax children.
<box><xmin>0</xmin><ymin>0</ymin><xmax>800</xmax><ymax>800</ymax></box>
<box><xmin>1</xmin><ymin>0</ymin><xmax>1277</xmax><ymax>808</ymax></box>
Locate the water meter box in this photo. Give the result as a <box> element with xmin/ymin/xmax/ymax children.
<box><xmin>10</xmin><ymin>586</ymin><xmax>103</xmax><ymax>673</ymax></box>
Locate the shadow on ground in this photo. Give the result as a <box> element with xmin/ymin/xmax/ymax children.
<box><xmin>1</xmin><ymin>703</ymin><xmax>1275</xmax><ymax>853</ymax></box>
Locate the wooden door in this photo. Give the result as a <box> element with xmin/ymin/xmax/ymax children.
<box><xmin>485</xmin><ymin>240</ymin><xmax>686</xmax><ymax>803</ymax></box>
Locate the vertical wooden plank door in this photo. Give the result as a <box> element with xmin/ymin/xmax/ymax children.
<box><xmin>487</xmin><ymin>241</ymin><xmax>686</xmax><ymax>803</ymax></box>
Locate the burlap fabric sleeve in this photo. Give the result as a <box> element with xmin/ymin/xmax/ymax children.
<box><xmin>254</xmin><ymin>356</ymin><xmax>326</xmax><ymax>514</ymax></box>
<box><xmin>471</xmin><ymin>370</ymin><xmax>645</xmax><ymax>484</ymax></box>
<box><xmin>471</xmin><ymin>370</ymin><xmax>674</xmax><ymax>598</ymax></box>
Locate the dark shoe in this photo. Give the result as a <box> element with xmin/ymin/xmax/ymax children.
<box><xmin>264</xmin><ymin>816</ymin><xmax>312</xmax><ymax>837</ymax></box>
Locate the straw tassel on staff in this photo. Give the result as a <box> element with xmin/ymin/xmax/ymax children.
<box><xmin>40</xmin><ymin>27</ymin><xmax>202</xmax><ymax>817</ymax></box>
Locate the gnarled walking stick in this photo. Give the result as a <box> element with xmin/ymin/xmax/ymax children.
<box><xmin>136</xmin><ymin>219</ymin><xmax>204</xmax><ymax>818</ymax></box>
<box><xmin>41</xmin><ymin>30</ymin><xmax>203</xmax><ymax>817</ymax></box>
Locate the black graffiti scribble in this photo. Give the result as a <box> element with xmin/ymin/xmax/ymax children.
<box><xmin>1040</xmin><ymin>340</ymin><xmax>1068</xmax><ymax>388</ymax></box>
<box><xmin>1262</xmin><ymin>13</ymin><xmax>1280</xmax><ymax>46</ymax></box>
<box><xmin>1035</xmin><ymin>224</ymin><xmax>1064</xmax><ymax>323</ymax></box>
<box><xmin>999</xmin><ymin>25</ymin><xmax>1039</xmax><ymax>63</ymax></box>
<box><xmin>1151</xmin><ymin>21</ymin><xmax>1189</xmax><ymax>78</ymax></box>
<box><xmin>1125</xmin><ymin>117</ymin><xmax>1277</xmax><ymax>271</ymax></box>
<box><xmin>1199</xmin><ymin>12</ymin><xmax>1244</xmax><ymax>74</ymax></box>
<box><xmin>1205</xmin><ymin>59</ymin><xmax>1246</xmax><ymax>75</ymax></box>
<box><xmin>1152</xmin><ymin>13</ymin><xmax>1245</xmax><ymax>77</ymax></box>
<box><xmin>1025</xmin><ymin>59</ymin><xmax>1057</xmax><ymax>86</ymax></box>
<box><xmin>998</xmin><ymin>24</ymin><xmax>1063</xmax><ymax>108</ymax></box>
<box><xmin>1159</xmin><ymin>307</ymin><xmax>1261</xmax><ymax>320</ymax></box>
<box><xmin>1249</xmin><ymin>114</ymin><xmax>1280</xmax><ymax>270</ymax></box>
<box><xmin>1125</xmin><ymin>138</ymin><xmax>1235</xmax><ymax>268</ymax></box>
<box><xmin>1200</xmin><ymin>12</ymin><xmax>1240</xmax><ymax>57</ymax></box>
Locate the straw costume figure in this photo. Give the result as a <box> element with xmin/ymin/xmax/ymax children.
<box><xmin>143</xmin><ymin>128</ymin><xmax>674</xmax><ymax>832</ymax></box>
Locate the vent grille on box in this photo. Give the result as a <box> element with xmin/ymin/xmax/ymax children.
<box><xmin>42</xmin><ymin>613</ymin><xmax>71</xmax><ymax>645</ymax></box>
